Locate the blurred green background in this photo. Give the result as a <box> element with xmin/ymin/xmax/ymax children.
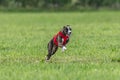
<box><xmin>0</xmin><ymin>0</ymin><xmax>120</xmax><ymax>11</ymax></box>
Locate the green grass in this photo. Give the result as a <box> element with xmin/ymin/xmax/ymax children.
<box><xmin>0</xmin><ymin>11</ymin><xmax>120</xmax><ymax>80</ymax></box>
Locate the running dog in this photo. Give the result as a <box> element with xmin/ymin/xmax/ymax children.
<box><xmin>46</xmin><ymin>25</ymin><xmax>72</xmax><ymax>60</ymax></box>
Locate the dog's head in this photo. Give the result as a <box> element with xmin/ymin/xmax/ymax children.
<box><xmin>62</xmin><ymin>25</ymin><xmax>72</xmax><ymax>36</ymax></box>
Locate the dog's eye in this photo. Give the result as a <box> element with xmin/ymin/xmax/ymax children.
<box><xmin>66</xmin><ymin>28</ymin><xmax>68</xmax><ymax>32</ymax></box>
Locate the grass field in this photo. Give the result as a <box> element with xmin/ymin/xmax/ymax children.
<box><xmin>0</xmin><ymin>11</ymin><xmax>120</xmax><ymax>80</ymax></box>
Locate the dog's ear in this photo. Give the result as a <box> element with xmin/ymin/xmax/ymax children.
<box><xmin>66</xmin><ymin>25</ymin><xmax>70</xmax><ymax>26</ymax></box>
<box><xmin>63</xmin><ymin>26</ymin><xmax>66</xmax><ymax>29</ymax></box>
<box><xmin>61</xmin><ymin>26</ymin><xmax>66</xmax><ymax>33</ymax></box>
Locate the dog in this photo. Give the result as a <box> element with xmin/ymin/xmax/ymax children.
<box><xmin>46</xmin><ymin>25</ymin><xmax>72</xmax><ymax>60</ymax></box>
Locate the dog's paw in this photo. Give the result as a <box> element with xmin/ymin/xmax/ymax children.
<box><xmin>62</xmin><ymin>46</ymin><xmax>67</xmax><ymax>52</ymax></box>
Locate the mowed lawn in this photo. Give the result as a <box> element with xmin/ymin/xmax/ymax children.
<box><xmin>0</xmin><ymin>11</ymin><xmax>120</xmax><ymax>80</ymax></box>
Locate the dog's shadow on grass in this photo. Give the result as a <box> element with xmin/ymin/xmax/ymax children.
<box><xmin>42</xmin><ymin>57</ymin><xmax>120</xmax><ymax>63</ymax></box>
<box><xmin>41</xmin><ymin>58</ymin><xmax>81</xmax><ymax>63</ymax></box>
<box><xmin>42</xmin><ymin>58</ymin><xmax>102</xmax><ymax>63</ymax></box>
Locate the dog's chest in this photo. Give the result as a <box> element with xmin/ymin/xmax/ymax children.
<box><xmin>61</xmin><ymin>37</ymin><xmax>69</xmax><ymax>44</ymax></box>
<box><xmin>62</xmin><ymin>38</ymin><xmax>64</xmax><ymax>42</ymax></box>
<box><xmin>62</xmin><ymin>38</ymin><xmax>64</xmax><ymax>43</ymax></box>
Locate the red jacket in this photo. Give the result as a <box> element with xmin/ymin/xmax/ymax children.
<box><xmin>53</xmin><ymin>31</ymin><xmax>69</xmax><ymax>46</ymax></box>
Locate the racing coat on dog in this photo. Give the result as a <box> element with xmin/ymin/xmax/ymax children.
<box><xmin>53</xmin><ymin>31</ymin><xmax>69</xmax><ymax>46</ymax></box>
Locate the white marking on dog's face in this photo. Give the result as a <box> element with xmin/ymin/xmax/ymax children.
<box><xmin>67</xmin><ymin>26</ymin><xmax>72</xmax><ymax>36</ymax></box>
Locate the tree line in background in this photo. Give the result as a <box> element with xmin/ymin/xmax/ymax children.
<box><xmin>0</xmin><ymin>0</ymin><xmax>120</xmax><ymax>10</ymax></box>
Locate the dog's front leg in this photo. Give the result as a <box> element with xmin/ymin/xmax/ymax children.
<box><xmin>62</xmin><ymin>39</ymin><xmax>69</xmax><ymax>52</ymax></box>
<box><xmin>57</xmin><ymin>36</ymin><xmax>67</xmax><ymax>52</ymax></box>
<box><xmin>62</xmin><ymin>46</ymin><xmax>67</xmax><ymax>52</ymax></box>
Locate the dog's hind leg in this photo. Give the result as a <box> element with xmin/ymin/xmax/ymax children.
<box><xmin>51</xmin><ymin>45</ymin><xmax>58</xmax><ymax>55</ymax></box>
<box><xmin>46</xmin><ymin>39</ymin><xmax>53</xmax><ymax>60</ymax></box>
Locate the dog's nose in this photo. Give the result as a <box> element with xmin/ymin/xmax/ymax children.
<box><xmin>68</xmin><ymin>30</ymin><xmax>71</xmax><ymax>35</ymax></box>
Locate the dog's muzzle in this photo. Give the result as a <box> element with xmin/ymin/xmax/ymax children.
<box><xmin>68</xmin><ymin>30</ymin><xmax>72</xmax><ymax>35</ymax></box>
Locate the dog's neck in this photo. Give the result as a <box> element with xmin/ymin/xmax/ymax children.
<box><xmin>60</xmin><ymin>30</ymin><xmax>70</xmax><ymax>37</ymax></box>
<box><xmin>61</xmin><ymin>30</ymin><xmax>66</xmax><ymax>36</ymax></box>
